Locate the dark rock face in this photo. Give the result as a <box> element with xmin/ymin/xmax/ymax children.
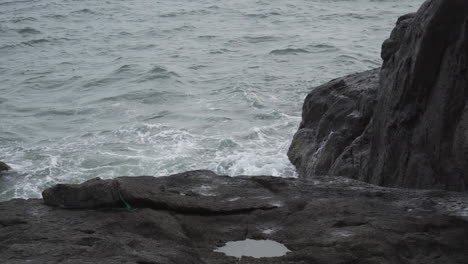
<box><xmin>288</xmin><ymin>69</ymin><xmax>379</xmax><ymax>180</ymax></box>
<box><xmin>0</xmin><ymin>161</ymin><xmax>10</xmax><ymax>173</ymax></box>
<box><xmin>2</xmin><ymin>170</ymin><xmax>468</xmax><ymax>263</ymax></box>
<box><xmin>370</xmin><ymin>0</ymin><xmax>468</xmax><ymax>190</ymax></box>
<box><xmin>43</xmin><ymin>170</ymin><xmax>280</xmax><ymax>214</ymax></box>
<box><xmin>288</xmin><ymin>0</ymin><xmax>468</xmax><ymax>191</ymax></box>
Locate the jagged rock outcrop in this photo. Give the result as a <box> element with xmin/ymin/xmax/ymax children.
<box><xmin>2</xmin><ymin>170</ymin><xmax>468</xmax><ymax>263</ymax></box>
<box><xmin>288</xmin><ymin>0</ymin><xmax>468</xmax><ymax>191</ymax></box>
<box><xmin>288</xmin><ymin>69</ymin><xmax>379</xmax><ymax>181</ymax></box>
<box><xmin>370</xmin><ymin>0</ymin><xmax>468</xmax><ymax>190</ymax></box>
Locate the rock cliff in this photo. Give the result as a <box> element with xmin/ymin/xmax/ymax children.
<box><xmin>288</xmin><ymin>0</ymin><xmax>468</xmax><ymax>191</ymax></box>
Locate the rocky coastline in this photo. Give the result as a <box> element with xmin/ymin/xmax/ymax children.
<box><xmin>2</xmin><ymin>170</ymin><xmax>468</xmax><ymax>264</ymax></box>
<box><xmin>1</xmin><ymin>0</ymin><xmax>468</xmax><ymax>263</ymax></box>
<box><xmin>288</xmin><ymin>0</ymin><xmax>468</xmax><ymax>191</ymax></box>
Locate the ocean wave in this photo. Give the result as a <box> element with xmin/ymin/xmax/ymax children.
<box><xmin>253</xmin><ymin>111</ymin><xmax>283</xmax><ymax>120</ymax></box>
<box><xmin>214</xmin><ymin>152</ymin><xmax>296</xmax><ymax>177</ymax></box>
<box><xmin>140</xmin><ymin>65</ymin><xmax>180</xmax><ymax>80</ymax></box>
<box><xmin>0</xmin><ymin>0</ymin><xmax>34</xmax><ymax>7</ymax></box>
<box><xmin>0</xmin><ymin>38</ymin><xmax>64</xmax><ymax>50</ymax></box>
<box><xmin>44</xmin><ymin>14</ymin><xmax>66</xmax><ymax>19</ymax></box>
<box><xmin>163</xmin><ymin>25</ymin><xmax>196</xmax><ymax>33</ymax></box>
<box><xmin>82</xmin><ymin>77</ymin><xmax>118</xmax><ymax>89</ymax></box>
<box><xmin>244</xmin><ymin>12</ymin><xmax>281</xmax><ymax>18</ymax></box>
<box><xmin>22</xmin><ymin>39</ymin><xmax>49</xmax><ymax>46</ymax></box>
<box><xmin>94</xmin><ymin>90</ymin><xmax>183</xmax><ymax>104</ymax></box>
<box><xmin>71</xmin><ymin>8</ymin><xmax>96</xmax><ymax>15</ymax></box>
<box><xmin>114</xmin><ymin>64</ymin><xmax>141</xmax><ymax>74</ymax></box>
<box><xmin>128</xmin><ymin>44</ymin><xmax>156</xmax><ymax>50</ymax></box>
<box><xmin>188</xmin><ymin>64</ymin><xmax>207</xmax><ymax>70</ymax></box>
<box><xmin>0</xmin><ymin>44</ymin><xmax>16</xmax><ymax>50</ymax></box>
<box><xmin>244</xmin><ymin>36</ymin><xmax>280</xmax><ymax>43</ymax></box>
<box><xmin>319</xmin><ymin>12</ymin><xmax>378</xmax><ymax>21</ymax></box>
<box><xmin>0</xmin><ymin>36</ymin><xmax>70</xmax><ymax>52</ymax></box>
<box><xmin>143</xmin><ymin>111</ymin><xmax>172</xmax><ymax>121</ymax></box>
<box><xmin>306</xmin><ymin>43</ymin><xmax>339</xmax><ymax>52</ymax></box>
<box><xmin>269</xmin><ymin>48</ymin><xmax>310</xmax><ymax>55</ymax></box>
<box><xmin>160</xmin><ymin>9</ymin><xmax>210</xmax><ymax>18</ymax></box>
<box><xmin>211</xmin><ymin>83</ymin><xmax>266</xmax><ymax>109</ymax></box>
<box><xmin>206</xmin><ymin>116</ymin><xmax>232</xmax><ymax>122</ymax></box>
<box><xmin>217</xmin><ymin>138</ymin><xmax>240</xmax><ymax>150</ymax></box>
<box><xmin>209</xmin><ymin>48</ymin><xmax>235</xmax><ymax>54</ymax></box>
<box><xmin>16</xmin><ymin>27</ymin><xmax>41</xmax><ymax>34</ymax></box>
<box><xmin>10</xmin><ymin>16</ymin><xmax>38</xmax><ymax>23</ymax></box>
<box><xmin>335</xmin><ymin>54</ymin><xmax>359</xmax><ymax>61</ymax></box>
<box><xmin>0</xmin><ymin>118</ymin><xmax>298</xmax><ymax>200</ymax></box>
<box><xmin>198</xmin><ymin>35</ymin><xmax>217</xmax><ymax>39</ymax></box>
<box><xmin>32</xmin><ymin>108</ymin><xmax>93</xmax><ymax>117</ymax></box>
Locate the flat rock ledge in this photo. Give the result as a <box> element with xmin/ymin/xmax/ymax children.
<box><xmin>1</xmin><ymin>170</ymin><xmax>468</xmax><ymax>264</ymax></box>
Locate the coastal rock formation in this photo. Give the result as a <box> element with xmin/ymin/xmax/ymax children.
<box><xmin>370</xmin><ymin>0</ymin><xmax>468</xmax><ymax>190</ymax></box>
<box><xmin>1</xmin><ymin>170</ymin><xmax>468</xmax><ymax>263</ymax></box>
<box><xmin>42</xmin><ymin>170</ymin><xmax>280</xmax><ymax>214</ymax></box>
<box><xmin>288</xmin><ymin>69</ymin><xmax>379</xmax><ymax>180</ymax></box>
<box><xmin>0</xmin><ymin>161</ymin><xmax>10</xmax><ymax>173</ymax></box>
<box><xmin>288</xmin><ymin>0</ymin><xmax>468</xmax><ymax>191</ymax></box>
<box><xmin>1</xmin><ymin>1</ymin><xmax>468</xmax><ymax>263</ymax></box>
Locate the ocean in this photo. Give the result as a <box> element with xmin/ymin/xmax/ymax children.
<box><xmin>0</xmin><ymin>0</ymin><xmax>424</xmax><ymax>200</ymax></box>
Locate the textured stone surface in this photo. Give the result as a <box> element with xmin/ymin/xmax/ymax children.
<box><xmin>43</xmin><ymin>170</ymin><xmax>280</xmax><ymax>214</ymax></box>
<box><xmin>369</xmin><ymin>0</ymin><xmax>468</xmax><ymax>190</ymax></box>
<box><xmin>288</xmin><ymin>0</ymin><xmax>468</xmax><ymax>190</ymax></box>
<box><xmin>288</xmin><ymin>69</ymin><xmax>379</xmax><ymax>181</ymax></box>
<box><xmin>1</xmin><ymin>170</ymin><xmax>468</xmax><ymax>264</ymax></box>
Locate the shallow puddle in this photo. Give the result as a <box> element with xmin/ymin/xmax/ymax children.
<box><xmin>214</xmin><ymin>239</ymin><xmax>291</xmax><ymax>258</ymax></box>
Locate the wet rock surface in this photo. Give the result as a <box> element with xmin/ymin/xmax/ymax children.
<box><xmin>42</xmin><ymin>170</ymin><xmax>280</xmax><ymax>214</ymax></box>
<box><xmin>369</xmin><ymin>0</ymin><xmax>468</xmax><ymax>190</ymax></box>
<box><xmin>288</xmin><ymin>0</ymin><xmax>468</xmax><ymax>190</ymax></box>
<box><xmin>288</xmin><ymin>69</ymin><xmax>379</xmax><ymax>180</ymax></box>
<box><xmin>2</xmin><ymin>170</ymin><xmax>468</xmax><ymax>264</ymax></box>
